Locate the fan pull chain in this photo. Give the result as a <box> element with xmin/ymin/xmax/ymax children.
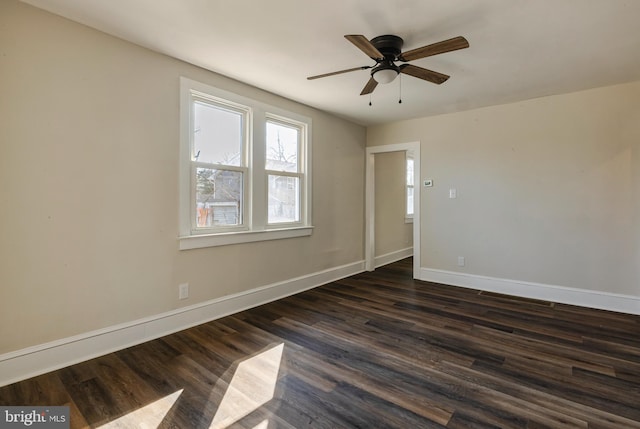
<box><xmin>369</xmin><ymin>93</ymin><xmax>372</xmax><ymax>106</ymax></box>
<box><xmin>398</xmin><ymin>73</ymin><xmax>402</xmax><ymax>104</ymax></box>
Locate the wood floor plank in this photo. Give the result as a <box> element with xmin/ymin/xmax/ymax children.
<box><xmin>1</xmin><ymin>257</ymin><xmax>639</xmax><ymax>428</ymax></box>
<box><xmin>434</xmin><ymin>359</ymin><xmax>640</xmax><ymax>429</ymax></box>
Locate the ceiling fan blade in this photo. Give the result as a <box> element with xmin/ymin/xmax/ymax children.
<box><xmin>345</xmin><ymin>35</ymin><xmax>384</xmax><ymax>60</ymax></box>
<box><xmin>399</xmin><ymin>36</ymin><xmax>469</xmax><ymax>62</ymax></box>
<box><xmin>360</xmin><ymin>77</ymin><xmax>378</xmax><ymax>95</ymax></box>
<box><xmin>399</xmin><ymin>64</ymin><xmax>449</xmax><ymax>84</ymax></box>
<box><xmin>307</xmin><ymin>66</ymin><xmax>371</xmax><ymax>80</ymax></box>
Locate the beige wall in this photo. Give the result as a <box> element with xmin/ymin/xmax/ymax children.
<box><xmin>0</xmin><ymin>1</ymin><xmax>365</xmax><ymax>354</ymax></box>
<box><xmin>374</xmin><ymin>151</ymin><xmax>412</xmax><ymax>257</ymax></box>
<box><xmin>368</xmin><ymin>81</ymin><xmax>640</xmax><ymax>296</ymax></box>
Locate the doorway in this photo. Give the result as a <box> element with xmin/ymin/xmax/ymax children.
<box><xmin>365</xmin><ymin>142</ymin><xmax>420</xmax><ymax>278</ymax></box>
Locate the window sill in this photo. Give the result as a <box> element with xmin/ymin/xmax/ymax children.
<box><xmin>405</xmin><ymin>217</ymin><xmax>414</xmax><ymax>224</ymax></box>
<box><xmin>179</xmin><ymin>226</ymin><xmax>314</xmax><ymax>250</ymax></box>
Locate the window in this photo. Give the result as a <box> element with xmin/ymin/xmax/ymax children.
<box><xmin>192</xmin><ymin>97</ymin><xmax>248</xmax><ymax>231</ymax></box>
<box><xmin>266</xmin><ymin>118</ymin><xmax>304</xmax><ymax>225</ymax></box>
<box><xmin>406</xmin><ymin>151</ymin><xmax>414</xmax><ymax>221</ymax></box>
<box><xmin>179</xmin><ymin>78</ymin><xmax>312</xmax><ymax>249</ymax></box>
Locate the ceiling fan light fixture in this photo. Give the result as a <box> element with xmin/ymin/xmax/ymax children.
<box><xmin>372</xmin><ymin>64</ymin><xmax>399</xmax><ymax>84</ymax></box>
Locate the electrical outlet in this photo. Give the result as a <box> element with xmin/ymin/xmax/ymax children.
<box><xmin>457</xmin><ymin>256</ymin><xmax>465</xmax><ymax>267</ymax></box>
<box><xmin>179</xmin><ymin>283</ymin><xmax>189</xmax><ymax>300</ymax></box>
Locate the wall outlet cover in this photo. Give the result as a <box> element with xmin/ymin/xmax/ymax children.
<box><xmin>179</xmin><ymin>283</ymin><xmax>189</xmax><ymax>300</ymax></box>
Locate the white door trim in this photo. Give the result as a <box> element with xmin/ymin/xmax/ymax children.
<box><xmin>365</xmin><ymin>142</ymin><xmax>421</xmax><ymax>278</ymax></box>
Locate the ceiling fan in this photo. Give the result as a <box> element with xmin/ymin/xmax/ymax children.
<box><xmin>307</xmin><ymin>34</ymin><xmax>469</xmax><ymax>95</ymax></box>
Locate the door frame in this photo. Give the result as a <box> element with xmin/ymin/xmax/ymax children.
<box><xmin>365</xmin><ymin>141</ymin><xmax>420</xmax><ymax>278</ymax></box>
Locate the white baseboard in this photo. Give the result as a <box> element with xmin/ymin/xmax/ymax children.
<box><xmin>375</xmin><ymin>247</ymin><xmax>413</xmax><ymax>268</ymax></box>
<box><xmin>0</xmin><ymin>260</ymin><xmax>365</xmax><ymax>387</ymax></box>
<box><xmin>419</xmin><ymin>267</ymin><xmax>640</xmax><ymax>315</ymax></box>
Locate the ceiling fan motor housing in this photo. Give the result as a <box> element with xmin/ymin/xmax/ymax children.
<box><xmin>370</xmin><ymin>35</ymin><xmax>404</xmax><ymax>60</ymax></box>
<box><xmin>370</xmin><ymin>35</ymin><xmax>404</xmax><ymax>80</ymax></box>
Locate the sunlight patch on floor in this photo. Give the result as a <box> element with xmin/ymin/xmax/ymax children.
<box><xmin>251</xmin><ymin>419</ymin><xmax>270</xmax><ymax>429</ymax></box>
<box><xmin>209</xmin><ymin>343</ymin><xmax>284</xmax><ymax>429</ymax></box>
<box><xmin>98</xmin><ymin>389</ymin><xmax>183</xmax><ymax>429</ymax></box>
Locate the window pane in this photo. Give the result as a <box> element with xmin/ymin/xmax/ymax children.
<box><xmin>266</xmin><ymin>121</ymin><xmax>298</xmax><ymax>172</ymax></box>
<box><xmin>196</xmin><ymin>168</ymin><xmax>243</xmax><ymax>227</ymax></box>
<box><xmin>406</xmin><ymin>158</ymin><xmax>414</xmax><ymax>186</ymax></box>
<box><xmin>407</xmin><ymin>186</ymin><xmax>414</xmax><ymax>216</ymax></box>
<box><xmin>268</xmin><ymin>175</ymin><xmax>300</xmax><ymax>223</ymax></box>
<box><xmin>193</xmin><ymin>101</ymin><xmax>243</xmax><ymax>166</ymax></box>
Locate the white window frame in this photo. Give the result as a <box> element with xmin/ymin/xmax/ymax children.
<box><xmin>265</xmin><ymin>114</ymin><xmax>308</xmax><ymax>227</ymax></box>
<box><xmin>190</xmin><ymin>94</ymin><xmax>250</xmax><ymax>234</ymax></box>
<box><xmin>179</xmin><ymin>77</ymin><xmax>313</xmax><ymax>250</ymax></box>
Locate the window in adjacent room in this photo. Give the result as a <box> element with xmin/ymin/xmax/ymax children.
<box><xmin>179</xmin><ymin>77</ymin><xmax>312</xmax><ymax>249</ymax></box>
<box><xmin>405</xmin><ymin>151</ymin><xmax>414</xmax><ymax>222</ymax></box>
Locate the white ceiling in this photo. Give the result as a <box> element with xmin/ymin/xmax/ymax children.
<box><xmin>22</xmin><ymin>0</ymin><xmax>640</xmax><ymax>126</ymax></box>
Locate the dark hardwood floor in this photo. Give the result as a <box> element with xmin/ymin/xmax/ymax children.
<box><xmin>2</xmin><ymin>258</ymin><xmax>640</xmax><ymax>428</ymax></box>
